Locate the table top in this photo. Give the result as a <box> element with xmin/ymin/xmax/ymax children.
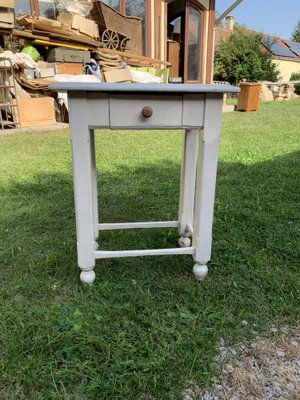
<box><xmin>49</xmin><ymin>82</ymin><xmax>240</xmax><ymax>94</ymax></box>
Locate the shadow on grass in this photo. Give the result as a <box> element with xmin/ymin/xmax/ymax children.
<box><xmin>0</xmin><ymin>151</ymin><xmax>299</xmax><ymax>398</ymax></box>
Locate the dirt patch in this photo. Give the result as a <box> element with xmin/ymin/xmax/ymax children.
<box><xmin>182</xmin><ymin>326</ymin><xmax>300</xmax><ymax>400</ymax></box>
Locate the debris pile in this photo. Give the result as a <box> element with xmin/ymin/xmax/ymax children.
<box><xmin>260</xmin><ymin>82</ymin><xmax>299</xmax><ymax>102</ymax></box>
<box><xmin>0</xmin><ymin>0</ymin><xmax>170</xmax><ymax>129</ymax></box>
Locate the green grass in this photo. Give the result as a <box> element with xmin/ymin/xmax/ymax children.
<box><xmin>0</xmin><ymin>100</ymin><xmax>299</xmax><ymax>399</ymax></box>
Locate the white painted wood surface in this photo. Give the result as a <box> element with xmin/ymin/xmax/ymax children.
<box><xmin>192</xmin><ymin>93</ymin><xmax>223</xmax><ymax>266</ymax></box>
<box><xmin>98</xmin><ymin>221</ymin><xmax>179</xmax><ymax>231</ymax></box>
<box><xmin>68</xmin><ymin>92</ymin><xmax>95</xmax><ymax>272</ymax></box>
<box><xmin>178</xmin><ymin>129</ymin><xmax>198</xmax><ymax>236</ymax></box>
<box><xmin>49</xmin><ymin>83</ymin><xmax>239</xmax><ymax>284</ymax></box>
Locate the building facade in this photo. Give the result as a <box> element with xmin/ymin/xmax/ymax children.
<box><xmin>14</xmin><ymin>0</ymin><xmax>216</xmax><ymax>83</ymax></box>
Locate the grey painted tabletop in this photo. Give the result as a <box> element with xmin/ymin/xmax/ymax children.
<box><xmin>49</xmin><ymin>82</ymin><xmax>240</xmax><ymax>94</ymax></box>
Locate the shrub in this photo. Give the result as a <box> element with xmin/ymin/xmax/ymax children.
<box><xmin>214</xmin><ymin>28</ymin><xmax>280</xmax><ymax>85</ymax></box>
<box><xmin>290</xmin><ymin>72</ymin><xmax>300</xmax><ymax>95</ymax></box>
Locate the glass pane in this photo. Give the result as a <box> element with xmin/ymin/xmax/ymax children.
<box><xmin>168</xmin><ymin>15</ymin><xmax>183</xmax><ymax>78</ymax></box>
<box><xmin>187</xmin><ymin>7</ymin><xmax>201</xmax><ymax>81</ymax></box>
<box><xmin>39</xmin><ymin>0</ymin><xmax>57</xmax><ymax>19</ymax></box>
<box><xmin>126</xmin><ymin>0</ymin><xmax>145</xmax><ymax>54</ymax></box>
<box><xmin>15</xmin><ymin>0</ymin><xmax>31</xmax><ymax>16</ymax></box>
<box><xmin>126</xmin><ymin>0</ymin><xmax>145</xmax><ymax>17</ymax></box>
<box><xmin>101</xmin><ymin>0</ymin><xmax>119</xmax><ymax>11</ymax></box>
<box><xmin>170</xmin><ymin>16</ymin><xmax>181</xmax><ymax>35</ymax></box>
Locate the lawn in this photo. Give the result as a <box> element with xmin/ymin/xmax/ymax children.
<box><xmin>0</xmin><ymin>100</ymin><xmax>299</xmax><ymax>399</ymax></box>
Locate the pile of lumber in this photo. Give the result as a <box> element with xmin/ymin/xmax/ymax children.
<box><xmin>14</xmin><ymin>14</ymin><xmax>100</xmax><ymax>50</ymax></box>
<box><xmin>94</xmin><ymin>48</ymin><xmax>171</xmax><ymax>68</ymax></box>
<box><xmin>0</xmin><ymin>6</ymin><xmax>173</xmax><ymax>129</ymax></box>
<box><xmin>96</xmin><ymin>51</ymin><xmax>124</xmax><ymax>72</ymax></box>
<box><xmin>12</xmin><ymin>15</ymin><xmax>171</xmax><ymax>69</ymax></box>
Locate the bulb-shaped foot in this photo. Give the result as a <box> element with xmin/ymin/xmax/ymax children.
<box><xmin>80</xmin><ymin>269</ymin><xmax>96</xmax><ymax>284</ymax></box>
<box><xmin>193</xmin><ymin>264</ymin><xmax>208</xmax><ymax>281</ymax></box>
<box><xmin>178</xmin><ymin>236</ymin><xmax>191</xmax><ymax>247</ymax></box>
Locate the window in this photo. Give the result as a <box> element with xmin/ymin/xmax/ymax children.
<box><xmin>39</xmin><ymin>0</ymin><xmax>57</xmax><ymax>19</ymax></box>
<box><xmin>15</xmin><ymin>0</ymin><xmax>31</xmax><ymax>16</ymax></box>
<box><xmin>14</xmin><ymin>0</ymin><xmax>148</xmax><ymax>54</ymax></box>
<box><xmin>101</xmin><ymin>0</ymin><xmax>120</xmax><ymax>11</ymax></box>
<box><xmin>15</xmin><ymin>0</ymin><xmax>57</xmax><ymax>19</ymax></box>
<box><xmin>126</xmin><ymin>0</ymin><xmax>145</xmax><ymax>17</ymax></box>
<box><xmin>126</xmin><ymin>0</ymin><xmax>146</xmax><ymax>54</ymax></box>
<box><xmin>15</xmin><ymin>0</ymin><xmax>147</xmax><ymax>20</ymax></box>
<box><xmin>187</xmin><ymin>6</ymin><xmax>202</xmax><ymax>81</ymax></box>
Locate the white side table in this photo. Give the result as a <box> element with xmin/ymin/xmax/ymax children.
<box><xmin>49</xmin><ymin>83</ymin><xmax>239</xmax><ymax>284</ymax></box>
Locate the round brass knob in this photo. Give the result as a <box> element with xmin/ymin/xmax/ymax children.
<box><xmin>141</xmin><ymin>106</ymin><xmax>153</xmax><ymax>118</ymax></box>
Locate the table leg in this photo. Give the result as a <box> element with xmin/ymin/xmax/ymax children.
<box><xmin>69</xmin><ymin>93</ymin><xmax>96</xmax><ymax>284</ymax></box>
<box><xmin>192</xmin><ymin>93</ymin><xmax>223</xmax><ymax>280</ymax></box>
<box><xmin>178</xmin><ymin>129</ymin><xmax>198</xmax><ymax>247</ymax></box>
<box><xmin>90</xmin><ymin>129</ymin><xmax>99</xmax><ymax>250</ymax></box>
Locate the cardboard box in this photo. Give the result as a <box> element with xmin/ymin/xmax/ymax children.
<box><xmin>2</xmin><ymin>0</ymin><xmax>15</xmax><ymax>8</ymax></box>
<box><xmin>58</xmin><ymin>12</ymin><xmax>98</xmax><ymax>39</ymax></box>
<box><xmin>37</xmin><ymin>61</ymin><xmax>55</xmax><ymax>69</ymax></box>
<box><xmin>37</xmin><ymin>68</ymin><xmax>55</xmax><ymax>79</ymax></box>
<box><xmin>36</xmin><ymin>61</ymin><xmax>55</xmax><ymax>78</ymax></box>
<box><xmin>103</xmin><ymin>69</ymin><xmax>132</xmax><ymax>83</ymax></box>
<box><xmin>18</xmin><ymin>97</ymin><xmax>56</xmax><ymax>127</ymax></box>
<box><xmin>0</xmin><ymin>7</ymin><xmax>14</xmax><ymax>27</ymax></box>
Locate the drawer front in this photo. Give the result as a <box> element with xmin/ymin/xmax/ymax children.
<box><xmin>109</xmin><ymin>95</ymin><xmax>183</xmax><ymax>129</ymax></box>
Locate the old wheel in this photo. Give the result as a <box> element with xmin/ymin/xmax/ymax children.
<box><xmin>101</xmin><ymin>29</ymin><xmax>120</xmax><ymax>50</ymax></box>
<box><xmin>120</xmin><ymin>37</ymin><xmax>136</xmax><ymax>53</ymax></box>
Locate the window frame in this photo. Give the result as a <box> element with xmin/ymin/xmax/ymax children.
<box><xmin>25</xmin><ymin>0</ymin><xmax>134</xmax><ymax>16</ymax></box>
<box><xmin>183</xmin><ymin>0</ymin><xmax>204</xmax><ymax>83</ymax></box>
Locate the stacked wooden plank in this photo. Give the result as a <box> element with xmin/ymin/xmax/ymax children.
<box><xmin>14</xmin><ymin>14</ymin><xmax>100</xmax><ymax>50</ymax></box>
<box><xmin>12</xmin><ymin>15</ymin><xmax>171</xmax><ymax>70</ymax></box>
<box><xmin>94</xmin><ymin>48</ymin><xmax>171</xmax><ymax>68</ymax></box>
<box><xmin>95</xmin><ymin>51</ymin><xmax>124</xmax><ymax>72</ymax></box>
<box><xmin>0</xmin><ymin>10</ymin><xmax>173</xmax><ymax>127</ymax></box>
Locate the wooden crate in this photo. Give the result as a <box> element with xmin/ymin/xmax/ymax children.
<box><xmin>237</xmin><ymin>83</ymin><xmax>262</xmax><ymax>111</ymax></box>
<box><xmin>19</xmin><ymin>97</ymin><xmax>56</xmax><ymax>127</ymax></box>
<box><xmin>46</xmin><ymin>47</ymin><xmax>90</xmax><ymax>63</ymax></box>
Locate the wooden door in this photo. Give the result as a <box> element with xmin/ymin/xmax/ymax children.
<box><xmin>167</xmin><ymin>0</ymin><xmax>204</xmax><ymax>83</ymax></box>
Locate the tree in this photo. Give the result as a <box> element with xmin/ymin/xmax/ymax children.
<box><xmin>291</xmin><ymin>20</ymin><xmax>300</xmax><ymax>42</ymax></box>
<box><xmin>214</xmin><ymin>28</ymin><xmax>280</xmax><ymax>85</ymax></box>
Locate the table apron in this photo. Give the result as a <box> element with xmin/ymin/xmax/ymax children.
<box><xmin>85</xmin><ymin>92</ymin><xmax>205</xmax><ymax>129</ymax></box>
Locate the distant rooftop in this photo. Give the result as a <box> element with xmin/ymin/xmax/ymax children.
<box><xmin>262</xmin><ymin>35</ymin><xmax>300</xmax><ymax>60</ymax></box>
<box><xmin>215</xmin><ymin>16</ymin><xmax>300</xmax><ymax>62</ymax></box>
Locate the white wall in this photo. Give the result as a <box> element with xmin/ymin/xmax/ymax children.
<box><xmin>273</xmin><ymin>59</ymin><xmax>300</xmax><ymax>81</ymax></box>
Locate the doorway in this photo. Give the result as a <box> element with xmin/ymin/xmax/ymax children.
<box><xmin>167</xmin><ymin>0</ymin><xmax>204</xmax><ymax>83</ymax></box>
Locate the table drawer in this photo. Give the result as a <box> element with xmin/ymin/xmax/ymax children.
<box><xmin>109</xmin><ymin>95</ymin><xmax>183</xmax><ymax>129</ymax></box>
